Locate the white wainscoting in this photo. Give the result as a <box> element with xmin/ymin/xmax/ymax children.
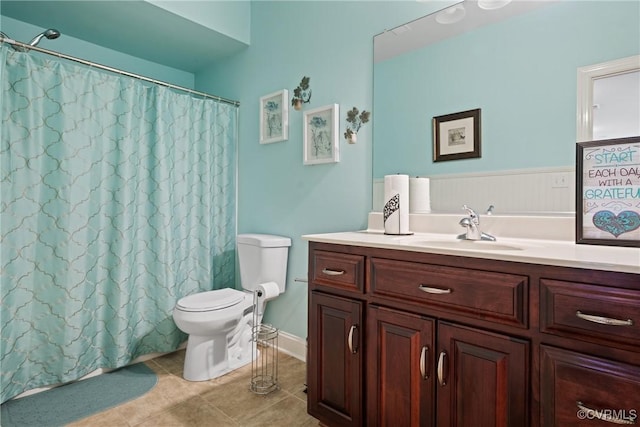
<box><xmin>373</xmin><ymin>167</ymin><xmax>575</xmax><ymax>215</ymax></box>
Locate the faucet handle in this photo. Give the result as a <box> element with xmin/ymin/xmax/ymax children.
<box><xmin>462</xmin><ymin>205</ymin><xmax>478</xmax><ymax>222</ymax></box>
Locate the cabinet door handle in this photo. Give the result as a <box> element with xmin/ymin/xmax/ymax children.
<box><xmin>419</xmin><ymin>285</ymin><xmax>452</xmax><ymax>295</ymax></box>
<box><xmin>420</xmin><ymin>346</ymin><xmax>429</xmax><ymax>379</ymax></box>
<box><xmin>576</xmin><ymin>401</ymin><xmax>636</xmax><ymax>425</ymax></box>
<box><xmin>437</xmin><ymin>351</ymin><xmax>447</xmax><ymax>386</ymax></box>
<box><xmin>348</xmin><ymin>325</ymin><xmax>358</xmax><ymax>354</ymax></box>
<box><xmin>576</xmin><ymin>311</ymin><xmax>634</xmax><ymax>326</ymax></box>
<box><xmin>322</xmin><ymin>268</ymin><xmax>345</xmax><ymax>276</ymax></box>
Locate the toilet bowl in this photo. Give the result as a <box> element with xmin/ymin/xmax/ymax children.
<box><xmin>172</xmin><ymin>233</ymin><xmax>291</xmax><ymax>381</ymax></box>
<box><xmin>173</xmin><ymin>288</ymin><xmax>254</xmax><ymax>381</ymax></box>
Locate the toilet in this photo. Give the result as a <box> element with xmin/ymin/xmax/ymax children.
<box><xmin>172</xmin><ymin>233</ymin><xmax>291</xmax><ymax>381</ymax></box>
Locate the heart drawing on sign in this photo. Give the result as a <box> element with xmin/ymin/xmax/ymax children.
<box><xmin>592</xmin><ymin>210</ymin><xmax>640</xmax><ymax>237</ymax></box>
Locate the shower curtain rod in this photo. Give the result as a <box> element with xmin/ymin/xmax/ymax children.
<box><xmin>0</xmin><ymin>36</ymin><xmax>240</xmax><ymax>107</ymax></box>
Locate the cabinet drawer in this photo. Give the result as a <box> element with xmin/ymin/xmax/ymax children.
<box><xmin>311</xmin><ymin>250</ymin><xmax>365</xmax><ymax>293</ymax></box>
<box><xmin>541</xmin><ymin>279</ymin><xmax>640</xmax><ymax>348</ymax></box>
<box><xmin>541</xmin><ymin>345</ymin><xmax>640</xmax><ymax>426</ymax></box>
<box><xmin>370</xmin><ymin>258</ymin><xmax>528</xmax><ymax>327</ymax></box>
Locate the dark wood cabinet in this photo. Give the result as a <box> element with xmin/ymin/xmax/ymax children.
<box><xmin>370</xmin><ymin>257</ymin><xmax>528</xmax><ymax>328</ymax></box>
<box><xmin>540</xmin><ymin>278</ymin><xmax>640</xmax><ymax>350</ymax></box>
<box><xmin>306</xmin><ymin>241</ymin><xmax>640</xmax><ymax>427</ymax></box>
<box><xmin>436</xmin><ymin>322</ymin><xmax>529</xmax><ymax>427</ymax></box>
<box><xmin>540</xmin><ymin>345</ymin><xmax>640</xmax><ymax>426</ymax></box>
<box><xmin>366</xmin><ymin>307</ymin><xmax>529</xmax><ymax>427</ymax></box>
<box><xmin>307</xmin><ymin>291</ymin><xmax>363</xmax><ymax>427</ymax></box>
<box><xmin>367</xmin><ymin>305</ymin><xmax>436</xmax><ymax>427</ymax></box>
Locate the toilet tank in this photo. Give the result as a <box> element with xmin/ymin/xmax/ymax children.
<box><xmin>237</xmin><ymin>234</ymin><xmax>291</xmax><ymax>293</ymax></box>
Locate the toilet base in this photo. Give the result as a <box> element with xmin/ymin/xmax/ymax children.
<box><xmin>182</xmin><ymin>316</ymin><xmax>254</xmax><ymax>382</ymax></box>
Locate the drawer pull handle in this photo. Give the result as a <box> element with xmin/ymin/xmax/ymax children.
<box><xmin>419</xmin><ymin>285</ymin><xmax>452</xmax><ymax>295</ymax></box>
<box><xmin>576</xmin><ymin>311</ymin><xmax>634</xmax><ymax>327</ymax></box>
<box><xmin>437</xmin><ymin>351</ymin><xmax>447</xmax><ymax>386</ymax></box>
<box><xmin>576</xmin><ymin>401</ymin><xmax>636</xmax><ymax>425</ymax></box>
<box><xmin>348</xmin><ymin>325</ymin><xmax>358</xmax><ymax>354</ymax></box>
<box><xmin>322</xmin><ymin>268</ymin><xmax>345</xmax><ymax>276</ymax></box>
<box><xmin>419</xmin><ymin>346</ymin><xmax>429</xmax><ymax>379</ymax></box>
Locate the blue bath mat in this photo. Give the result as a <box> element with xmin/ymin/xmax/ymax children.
<box><xmin>0</xmin><ymin>362</ymin><xmax>157</xmax><ymax>427</ymax></box>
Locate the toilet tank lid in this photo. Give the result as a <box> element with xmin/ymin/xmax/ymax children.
<box><xmin>237</xmin><ymin>233</ymin><xmax>291</xmax><ymax>248</ymax></box>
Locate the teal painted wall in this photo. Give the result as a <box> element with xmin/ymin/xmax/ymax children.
<box><xmin>195</xmin><ymin>1</ymin><xmax>445</xmax><ymax>339</ymax></box>
<box><xmin>373</xmin><ymin>1</ymin><xmax>640</xmax><ymax>178</ymax></box>
<box><xmin>146</xmin><ymin>0</ymin><xmax>251</xmax><ymax>44</ymax></box>
<box><xmin>0</xmin><ymin>16</ymin><xmax>195</xmax><ymax>87</ymax></box>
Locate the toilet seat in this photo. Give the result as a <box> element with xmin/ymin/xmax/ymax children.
<box><xmin>176</xmin><ymin>288</ymin><xmax>246</xmax><ymax>312</ymax></box>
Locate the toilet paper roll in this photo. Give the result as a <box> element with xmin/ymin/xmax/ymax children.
<box><xmin>383</xmin><ymin>174</ymin><xmax>411</xmax><ymax>235</ymax></box>
<box><xmin>409</xmin><ymin>177</ymin><xmax>431</xmax><ymax>213</ymax></box>
<box><xmin>255</xmin><ymin>282</ymin><xmax>280</xmax><ymax>317</ymax></box>
<box><xmin>256</xmin><ymin>281</ymin><xmax>280</xmax><ymax>301</ymax></box>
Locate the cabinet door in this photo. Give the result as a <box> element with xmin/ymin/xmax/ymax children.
<box><xmin>436</xmin><ymin>322</ymin><xmax>529</xmax><ymax>427</ymax></box>
<box><xmin>541</xmin><ymin>345</ymin><xmax>640</xmax><ymax>426</ymax></box>
<box><xmin>367</xmin><ymin>305</ymin><xmax>436</xmax><ymax>427</ymax></box>
<box><xmin>308</xmin><ymin>291</ymin><xmax>363</xmax><ymax>427</ymax></box>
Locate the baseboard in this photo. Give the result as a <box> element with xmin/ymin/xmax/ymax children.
<box><xmin>277</xmin><ymin>330</ymin><xmax>306</xmax><ymax>362</ymax></box>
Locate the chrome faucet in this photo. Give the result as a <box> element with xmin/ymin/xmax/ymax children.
<box><xmin>458</xmin><ymin>205</ymin><xmax>496</xmax><ymax>241</ymax></box>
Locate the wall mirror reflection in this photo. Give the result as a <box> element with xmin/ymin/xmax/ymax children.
<box><xmin>372</xmin><ymin>0</ymin><xmax>640</xmax><ymax>214</ymax></box>
<box><xmin>592</xmin><ymin>71</ymin><xmax>640</xmax><ymax>140</ymax></box>
<box><xmin>577</xmin><ymin>56</ymin><xmax>640</xmax><ymax>142</ymax></box>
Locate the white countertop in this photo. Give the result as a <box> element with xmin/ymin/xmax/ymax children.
<box><xmin>303</xmin><ymin>230</ymin><xmax>640</xmax><ymax>275</ymax></box>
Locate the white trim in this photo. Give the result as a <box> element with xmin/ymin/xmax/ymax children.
<box><xmin>576</xmin><ymin>55</ymin><xmax>640</xmax><ymax>142</ymax></box>
<box><xmin>276</xmin><ymin>330</ymin><xmax>307</xmax><ymax>362</ymax></box>
<box><xmin>376</xmin><ymin>165</ymin><xmax>574</xmax><ymax>181</ymax></box>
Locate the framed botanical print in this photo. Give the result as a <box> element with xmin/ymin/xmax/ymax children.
<box><xmin>260</xmin><ymin>89</ymin><xmax>288</xmax><ymax>144</ymax></box>
<box><xmin>303</xmin><ymin>104</ymin><xmax>339</xmax><ymax>165</ymax></box>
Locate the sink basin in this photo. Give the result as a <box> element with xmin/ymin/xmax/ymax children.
<box><xmin>403</xmin><ymin>239</ymin><xmax>525</xmax><ymax>251</ymax></box>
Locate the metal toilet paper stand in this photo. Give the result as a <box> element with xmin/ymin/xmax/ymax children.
<box><xmin>250</xmin><ymin>289</ymin><xmax>279</xmax><ymax>394</ymax></box>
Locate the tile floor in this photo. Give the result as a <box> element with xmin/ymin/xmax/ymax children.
<box><xmin>68</xmin><ymin>349</ymin><xmax>318</xmax><ymax>427</ymax></box>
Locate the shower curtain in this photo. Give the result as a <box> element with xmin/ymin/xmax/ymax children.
<box><xmin>0</xmin><ymin>46</ymin><xmax>237</xmax><ymax>403</ymax></box>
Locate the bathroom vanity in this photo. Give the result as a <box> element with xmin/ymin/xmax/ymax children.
<box><xmin>304</xmin><ymin>217</ymin><xmax>640</xmax><ymax>427</ymax></box>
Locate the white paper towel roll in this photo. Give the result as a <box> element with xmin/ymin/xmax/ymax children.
<box><xmin>383</xmin><ymin>174</ymin><xmax>410</xmax><ymax>235</ymax></box>
<box><xmin>409</xmin><ymin>177</ymin><xmax>431</xmax><ymax>213</ymax></box>
<box><xmin>255</xmin><ymin>281</ymin><xmax>280</xmax><ymax>317</ymax></box>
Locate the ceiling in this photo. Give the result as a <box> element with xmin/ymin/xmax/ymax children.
<box><xmin>374</xmin><ymin>0</ymin><xmax>555</xmax><ymax>63</ymax></box>
<box><xmin>0</xmin><ymin>1</ymin><xmax>248</xmax><ymax>73</ymax></box>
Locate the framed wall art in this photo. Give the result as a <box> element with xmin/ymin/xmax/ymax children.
<box><xmin>260</xmin><ymin>89</ymin><xmax>288</xmax><ymax>144</ymax></box>
<box><xmin>433</xmin><ymin>108</ymin><xmax>481</xmax><ymax>162</ymax></box>
<box><xmin>303</xmin><ymin>104</ymin><xmax>340</xmax><ymax>165</ymax></box>
<box><xmin>576</xmin><ymin>136</ymin><xmax>640</xmax><ymax>247</ymax></box>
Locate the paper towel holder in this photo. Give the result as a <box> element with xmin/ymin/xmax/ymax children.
<box><xmin>383</xmin><ymin>194</ymin><xmax>414</xmax><ymax>235</ymax></box>
<box><xmin>383</xmin><ymin>174</ymin><xmax>414</xmax><ymax>235</ymax></box>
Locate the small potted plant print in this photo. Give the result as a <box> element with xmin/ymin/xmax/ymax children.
<box><xmin>344</xmin><ymin>107</ymin><xmax>370</xmax><ymax>143</ymax></box>
<box><xmin>291</xmin><ymin>76</ymin><xmax>312</xmax><ymax>111</ymax></box>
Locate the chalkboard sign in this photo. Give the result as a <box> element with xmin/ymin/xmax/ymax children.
<box><xmin>576</xmin><ymin>136</ymin><xmax>640</xmax><ymax>247</ymax></box>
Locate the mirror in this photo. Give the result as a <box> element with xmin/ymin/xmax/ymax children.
<box><xmin>373</xmin><ymin>0</ymin><xmax>640</xmax><ymax>214</ymax></box>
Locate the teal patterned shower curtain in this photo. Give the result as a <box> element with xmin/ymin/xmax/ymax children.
<box><xmin>0</xmin><ymin>46</ymin><xmax>237</xmax><ymax>402</ymax></box>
